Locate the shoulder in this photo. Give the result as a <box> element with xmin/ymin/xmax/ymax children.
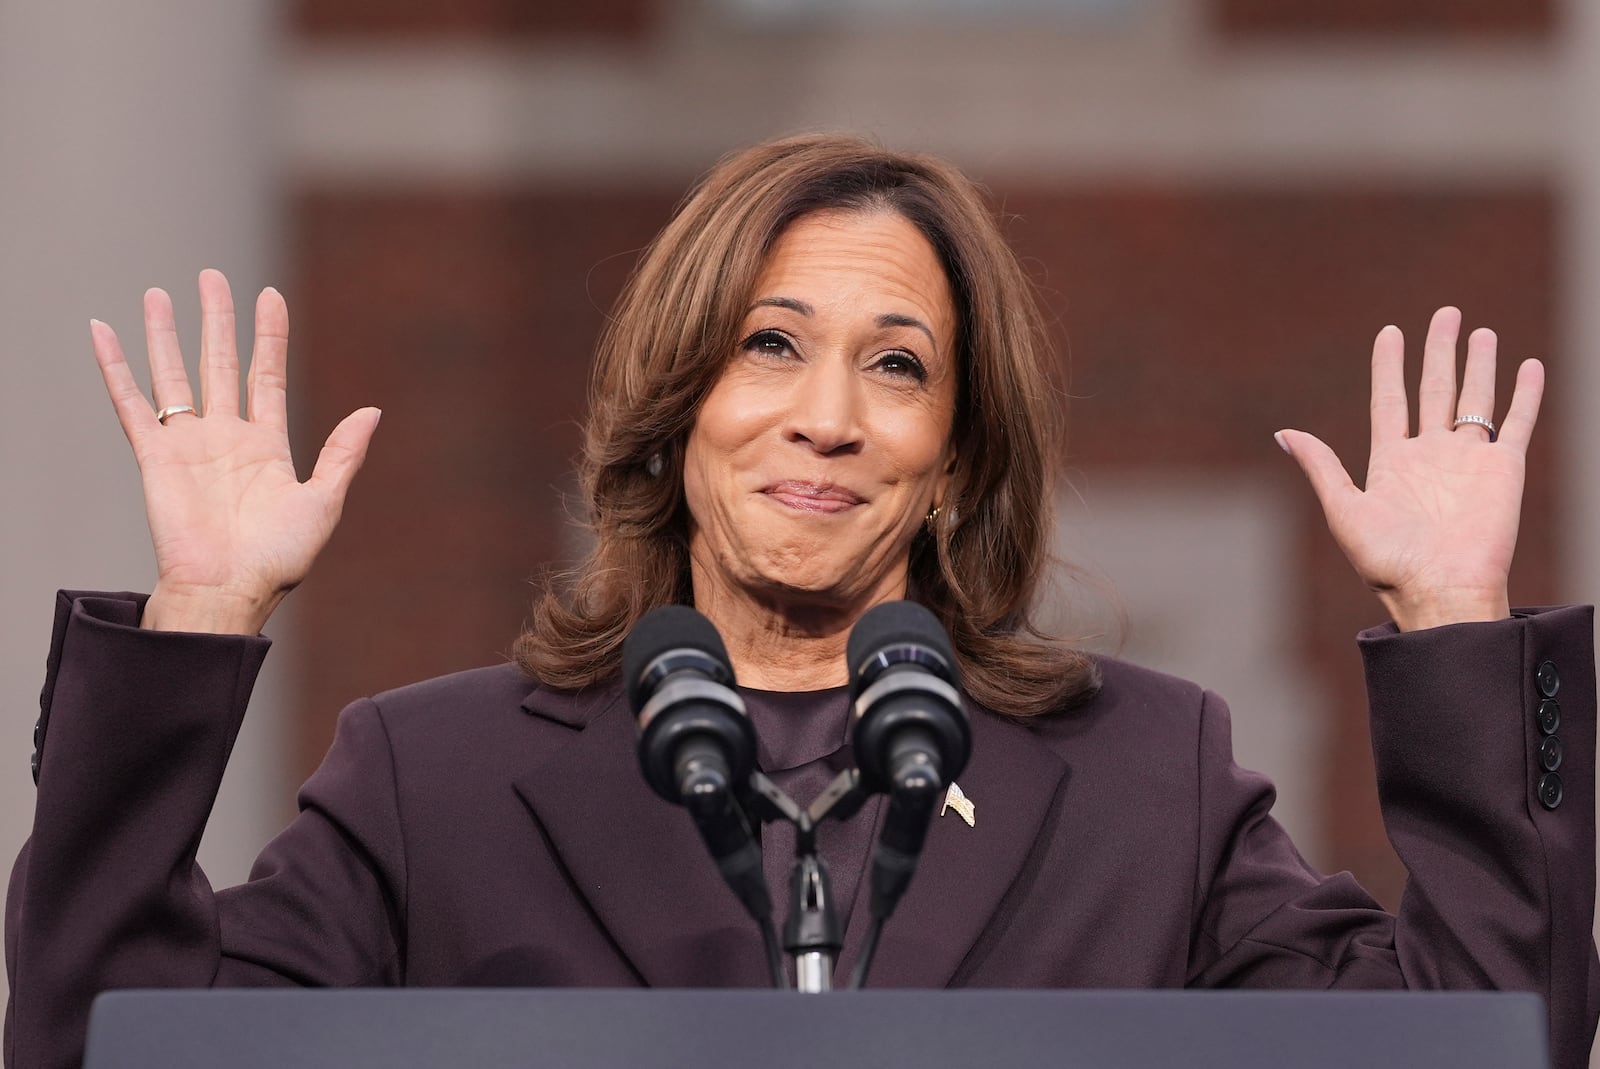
<box><xmin>368</xmin><ymin>661</ymin><xmax>536</xmax><ymax>716</ymax></box>
<box><xmin>1000</xmin><ymin>653</ymin><xmax>1217</xmax><ymax>760</ymax></box>
<box><xmin>1085</xmin><ymin>655</ymin><xmax>1210</xmax><ymax>719</ymax></box>
<box><xmin>347</xmin><ymin>662</ymin><xmax>541</xmax><ymax>750</ymax></box>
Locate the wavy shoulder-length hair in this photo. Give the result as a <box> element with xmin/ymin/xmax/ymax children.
<box><xmin>516</xmin><ymin>133</ymin><xmax>1099</xmax><ymax>717</ymax></box>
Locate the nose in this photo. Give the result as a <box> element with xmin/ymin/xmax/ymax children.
<box><xmin>783</xmin><ymin>356</ymin><xmax>863</xmax><ymax>455</ymax></box>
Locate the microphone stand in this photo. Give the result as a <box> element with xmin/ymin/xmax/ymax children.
<box><xmin>745</xmin><ymin>769</ymin><xmax>871</xmax><ymax>993</ymax></box>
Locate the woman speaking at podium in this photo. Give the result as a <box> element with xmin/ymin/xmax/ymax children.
<box><xmin>7</xmin><ymin>135</ymin><xmax>1596</xmax><ymax>1069</ymax></box>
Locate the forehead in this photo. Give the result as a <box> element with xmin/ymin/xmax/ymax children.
<box><xmin>753</xmin><ymin>210</ymin><xmax>956</xmax><ymax>330</ymax></box>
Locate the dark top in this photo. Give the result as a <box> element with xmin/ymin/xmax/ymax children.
<box><xmin>7</xmin><ymin>592</ymin><xmax>1599</xmax><ymax>1069</ymax></box>
<box><xmin>745</xmin><ymin>684</ymin><xmax>882</xmax><ymax>932</ymax></box>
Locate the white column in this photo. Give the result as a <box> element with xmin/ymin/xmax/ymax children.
<box><xmin>0</xmin><ymin>0</ymin><xmax>290</xmax><ymax>1004</ymax></box>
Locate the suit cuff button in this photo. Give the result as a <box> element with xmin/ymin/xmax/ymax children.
<box><xmin>1538</xmin><ymin>735</ymin><xmax>1563</xmax><ymax>772</ymax></box>
<box><xmin>1538</xmin><ymin>771</ymin><xmax>1564</xmax><ymax>810</ymax></box>
<box><xmin>1536</xmin><ymin>660</ymin><xmax>1560</xmax><ymax>698</ymax></box>
<box><xmin>1537</xmin><ymin>699</ymin><xmax>1560</xmax><ymax>735</ymax></box>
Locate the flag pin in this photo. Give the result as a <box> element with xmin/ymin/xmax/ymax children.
<box><xmin>941</xmin><ymin>781</ymin><xmax>975</xmax><ymax>827</ymax></box>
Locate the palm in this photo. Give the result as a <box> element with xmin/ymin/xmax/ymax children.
<box><xmin>91</xmin><ymin>271</ymin><xmax>379</xmax><ymax>632</ymax></box>
<box><xmin>1280</xmin><ymin>308</ymin><xmax>1543</xmax><ymax>631</ymax></box>
<box><xmin>139</xmin><ymin>420</ymin><xmax>334</xmax><ymax>596</ymax></box>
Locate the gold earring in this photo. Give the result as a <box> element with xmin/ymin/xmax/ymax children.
<box><xmin>924</xmin><ymin>505</ymin><xmax>941</xmax><ymax>533</ymax></box>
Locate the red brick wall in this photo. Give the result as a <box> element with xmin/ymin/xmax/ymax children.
<box><xmin>1001</xmin><ymin>187</ymin><xmax>1557</xmax><ymax>903</ymax></box>
<box><xmin>1214</xmin><ymin>0</ymin><xmax>1554</xmax><ymax>37</ymax></box>
<box><xmin>288</xmin><ymin>184</ymin><xmax>1556</xmax><ymax>906</ymax></box>
<box><xmin>291</xmin><ymin>0</ymin><xmax>656</xmax><ymax>38</ymax></box>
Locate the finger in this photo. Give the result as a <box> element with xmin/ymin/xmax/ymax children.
<box><xmin>1276</xmin><ymin>428</ymin><xmax>1360</xmax><ymax>516</ymax></box>
<box><xmin>1369</xmin><ymin>324</ymin><xmax>1408</xmax><ymax>454</ymax></box>
<box><xmin>308</xmin><ymin>407</ymin><xmax>382</xmax><ymax>504</ymax></box>
<box><xmin>198</xmin><ymin>268</ymin><xmax>240</xmax><ymax>417</ymax></box>
<box><xmin>142</xmin><ymin>287</ymin><xmax>196</xmax><ymax>415</ymax></box>
<box><xmin>1495</xmin><ymin>358</ymin><xmax>1545</xmax><ymax>453</ymax></box>
<box><xmin>1454</xmin><ymin>326</ymin><xmax>1498</xmax><ymax>440</ymax></box>
<box><xmin>247</xmin><ymin>287</ymin><xmax>290</xmax><ymax>432</ymax></box>
<box><xmin>1417</xmin><ymin>306</ymin><xmax>1462</xmax><ymax>433</ymax></box>
<box><xmin>90</xmin><ymin>319</ymin><xmax>160</xmax><ymax>444</ymax></box>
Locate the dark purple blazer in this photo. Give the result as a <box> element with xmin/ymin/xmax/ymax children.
<box><xmin>7</xmin><ymin>593</ymin><xmax>1599</xmax><ymax>1069</ymax></box>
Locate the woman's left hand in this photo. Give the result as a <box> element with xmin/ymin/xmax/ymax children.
<box><xmin>1277</xmin><ymin>306</ymin><xmax>1544</xmax><ymax>632</ymax></box>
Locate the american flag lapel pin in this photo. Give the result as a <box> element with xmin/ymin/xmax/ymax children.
<box><xmin>940</xmin><ymin>781</ymin><xmax>975</xmax><ymax>827</ymax></box>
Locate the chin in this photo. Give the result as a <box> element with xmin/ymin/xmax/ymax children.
<box><xmin>746</xmin><ymin>568</ymin><xmax>863</xmax><ymax>608</ymax></box>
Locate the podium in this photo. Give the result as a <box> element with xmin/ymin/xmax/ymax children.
<box><xmin>83</xmin><ymin>988</ymin><xmax>1549</xmax><ymax>1069</ymax></box>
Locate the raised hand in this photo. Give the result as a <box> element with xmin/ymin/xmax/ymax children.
<box><xmin>1277</xmin><ymin>306</ymin><xmax>1543</xmax><ymax>632</ymax></box>
<box><xmin>91</xmin><ymin>269</ymin><xmax>380</xmax><ymax>634</ymax></box>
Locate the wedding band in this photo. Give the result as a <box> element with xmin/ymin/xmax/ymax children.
<box><xmin>1452</xmin><ymin>414</ymin><xmax>1497</xmax><ymax>442</ymax></box>
<box><xmin>156</xmin><ymin>405</ymin><xmax>199</xmax><ymax>425</ymax></box>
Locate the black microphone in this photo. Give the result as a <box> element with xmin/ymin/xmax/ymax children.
<box><xmin>622</xmin><ymin>605</ymin><xmax>771</xmax><ymax>925</ymax></box>
<box><xmin>848</xmin><ymin>600</ymin><xmax>972</xmax><ymax>921</ymax></box>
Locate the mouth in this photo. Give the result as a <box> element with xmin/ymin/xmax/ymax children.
<box><xmin>762</xmin><ymin>480</ymin><xmax>866</xmax><ymax>514</ymax></box>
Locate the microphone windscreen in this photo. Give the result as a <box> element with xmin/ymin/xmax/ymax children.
<box><xmin>846</xmin><ymin>601</ymin><xmax>957</xmax><ymax>697</ymax></box>
<box><xmin>622</xmin><ymin>605</ymin><xmax>733</xmax><ymax>711</ymax></box>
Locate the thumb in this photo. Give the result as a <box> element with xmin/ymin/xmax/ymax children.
<box><xmin>309</xmin><ymin>406</ymin><xmax>382</xmax><ymax>501</ymax></box>
<box><xmin>1276</xmin><ymin>428</ymin><xmax>1357</xmax><ymax>517</ymax></box>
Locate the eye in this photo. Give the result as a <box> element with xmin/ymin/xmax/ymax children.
<box><xmin>740</xmin><ymin>329</ymin><xmax>795</xmax><ymax>359</ymax></box>
<box><xmin>874</xmin><ymin>349</ymin><xmax>929</xmax><ymax>383</ymax></box>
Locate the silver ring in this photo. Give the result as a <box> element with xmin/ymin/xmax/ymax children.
<box><xmin>156</xmin><ymin>404</ymin><xmax>199</xmax><ymax>425</ymax></box>
<box><xmin>1452</xmin><ymin>414</ymin><xmax>1497</xmax><ymax>442</ymax></box>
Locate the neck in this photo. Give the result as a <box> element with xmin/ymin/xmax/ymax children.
<box><xmin>692</xmin><ymin>583</ymin><xmax>907</xmax><ymax>692</ymax></box>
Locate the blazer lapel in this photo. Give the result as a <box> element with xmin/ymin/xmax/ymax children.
<box><xmin>512</xmin><ymin>683</ymin><xmax>772</xmax><ymax>988</ymax></box>
<box><xmin>840</xmin><ymin>708</ymin><xmax>1067</xmax><ymax>988</ymax></box>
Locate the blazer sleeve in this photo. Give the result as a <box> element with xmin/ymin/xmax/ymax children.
<box><xmin>5</xmin><ymin>592</ymin><xmax>408</xmax><ymax>1069</ymax></box>
<box><xmin>1187</xmin><ymin>606</ymin><xmax>1598</xmax><ymax>1069</ymax></box>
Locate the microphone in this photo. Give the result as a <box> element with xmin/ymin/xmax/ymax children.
<box><xmin>623</xmin><ymin>605</ymin><xmax>771</xmax><ymax>925</ymax></box>
<box><xmin>848</xmin><ymin>600</ymin><xmax>971</xmax><ymax>921</ymax></box>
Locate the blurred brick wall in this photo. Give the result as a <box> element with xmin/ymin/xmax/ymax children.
<box><xmin>289</xmin><ymin>191</ymin><xmax>675</xmax><ymax>771</ymax></box>
<box><xmin>1214</xmin><ymin>0</ymin><xmax>1553</xmax><ymax>36</ymax></box>
<box><xmin>1004</xmin><ymin>188</ymin><xmax>1558</xmax><ymax>903</ymax></box>
<box><xmin>291</xmin><ymin>0</ymin><xmax>656</xmax><ymax>38</ymax></box>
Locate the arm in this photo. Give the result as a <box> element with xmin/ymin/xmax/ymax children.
<box><xmin>1364</xmin><ymin>607</ymin><xmax>1598</xmax><ymax>1069</ymax></box>
<box><xmin>1186</xmin><ymin>608</ymin><xmax>1597</xmax><ymax>1069</ymax></box>
<box><xmin>1266</xmin><ymin>307</ymin><xmax>1597</xmax><ymax>1064</ymax></box>
<box><xmin>6</xmin><ymin>272</ymin><xmax>383</xmax><ymax>1068</ymax></box>
<box><xmin>6</xmin><ymin>592</ymin><xmax>407</xmax><ymax>1069</ymax></box>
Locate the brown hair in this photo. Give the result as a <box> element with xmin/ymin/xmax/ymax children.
<box><xmin>516</xmin><ymin>133</ymin><xmax>1099</xmax><ymax>717</ymax></box>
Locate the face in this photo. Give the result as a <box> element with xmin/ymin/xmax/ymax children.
<box><xmin>682</xmin><ymin>208</ymin><xmax>959</xmax><ymax>621</ymax></box>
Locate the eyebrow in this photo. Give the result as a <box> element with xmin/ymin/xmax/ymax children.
<box><xmin>748</xmin><ymin>297</ymin><xmax>939</xmax><ymax>349</ymax></box>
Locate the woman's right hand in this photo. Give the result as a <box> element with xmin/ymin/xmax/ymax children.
<box><xmin>92</xmin><ymin>269</ymin><xmax>380</xmax><ymax>634</ymax></box>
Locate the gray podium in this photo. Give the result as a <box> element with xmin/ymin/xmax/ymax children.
<box><xmin>83</xmin><ymin>989</ymin><xmax>1550</xmax><ymax>1069</ymax></box>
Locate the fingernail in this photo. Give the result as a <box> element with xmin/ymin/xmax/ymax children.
<box><xmin>1273</xmin><ymin>431</ymin><xmax>1291</xmax><ymax>455</ymax></box>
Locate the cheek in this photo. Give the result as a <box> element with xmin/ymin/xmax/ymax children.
<box><xmin>681</xmin><ymin>391</ymin><xmax>749</xmax><ymax>526</ymax></box>
<box><xmin>886</xmin><ymin>406</ymin><xmax>956</xmax><ymax>483</ymax></box>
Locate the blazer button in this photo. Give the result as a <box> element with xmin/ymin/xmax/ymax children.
<box><xmin>30</xmin><ymin>750</ymin><xmax>39</xmax><ymax>784</ymax></box>
<box><xmin>1538</xmin><ymin>735</ymin><xmax>1563</xmax><ymax>772</ymax></box>
<box><xmin>1537</xmin><ymin>699</ymin><xmax>1561</xmax><ymax>735</ymax></box>
<box><xmin>1536</xmin><ymin>661</ymin><xmax>1560</xmax><ymax>698</ymax></box>
<box><xmin>1538</xmin><ymin>772</ymin><xmax>1563</xmax><ymax>810</ymax></box>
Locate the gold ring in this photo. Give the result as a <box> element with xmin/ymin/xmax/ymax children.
<box><xmin>156</xmin><ymin>405</ymin><xmax>199</xmax><ymax>425</ymax></box>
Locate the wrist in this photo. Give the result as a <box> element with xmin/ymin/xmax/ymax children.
<box><xmin>142</xmin><ymin>583</ymin><xmax>281</xmax><ymax>635</ymax></box>
<box><xmin>1378</xmin><ymin>588</ymin><xmax>1511</xmax><ymax>633</ymax></box>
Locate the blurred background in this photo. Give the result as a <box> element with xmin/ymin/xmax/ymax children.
<box><xmin>2</xmin><ymin>0</ymin><xmax>1597</xmax><ymax>1037</ymax></box>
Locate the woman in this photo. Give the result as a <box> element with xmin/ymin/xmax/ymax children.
<box><xmin>8</xmin><ymin>135</ymin><xmax>1596</xmax><ymax>1069</ymax></box>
